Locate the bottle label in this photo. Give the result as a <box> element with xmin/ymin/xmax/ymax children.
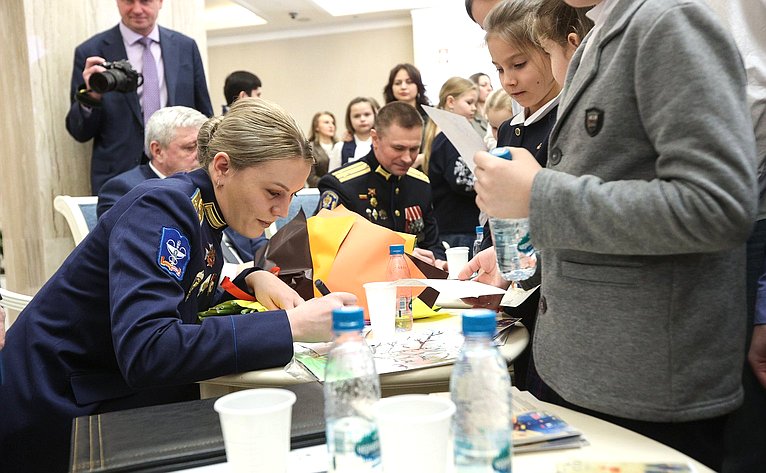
<box><xmin>492</xmin><ymin>444</ymin><xmax>510</xmax><ymax>472</ymax></box>
<box><xmin>354</xmin><ymin>429</ymin><xmax>381</xmax><ymax>461</ymax></box>
<box><xmin>517</xmin><ymin>232</ymin><xmax>533</xmax><ymax>255</ymax></box>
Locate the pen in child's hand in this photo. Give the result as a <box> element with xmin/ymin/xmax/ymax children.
<box><xmin>315</xmin><ymin>279</ymin><xmax>331</xmax><ymax>296</ymax></box>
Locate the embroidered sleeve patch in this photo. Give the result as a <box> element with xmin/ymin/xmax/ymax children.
<box><xmin>319</xmin><ymin>190</ymin><xmax>340</xmax><ymax>210</ymax></box>
<box><xmin>157</xmin><ymin>226</ymin><xmax>191</xmax><ymax>281</ymax></box>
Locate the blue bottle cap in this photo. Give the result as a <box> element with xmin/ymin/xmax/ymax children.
<box><xmin>490</xmin><ymin>147</ymin><xmax>512</xmax><ymax>160</ymax></box>
<box><xmin>332</xmin><ymin>306</ymin><xmax>365</xmax><ymax>331</ymax></box>
<box><xmin>475</xmin><ymin>225</ymin><xmax>484</xmax><ymax>234</ymax></box>
<box><xmin>461</xmin><ymin>309</ymin><xmax>497</xmax><ymax>335</ymax></box>
<box><xmin>389</xmin><ymin>244</ymin><xmax>404</xmax><ymax>255</ymax></box>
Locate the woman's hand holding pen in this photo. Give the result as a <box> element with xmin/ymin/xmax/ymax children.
<box><xmin>287</xmin><ymin>291</ymin><xmax>357</xmax><ymax>342</ymax></box>
<box><xmin>473</xmin><ymin>147</ymin><xmax>540</xmax><ymax>219</ymax></box>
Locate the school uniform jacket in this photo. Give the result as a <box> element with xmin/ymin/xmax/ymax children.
<box><xmin>529</xmin><ymin>0</ymin><xmax>757</xmax><ymax>422</ymax></box>
<box><xmin>428</xmin><ymin>132</ymin><xmax>480</xmax><ymax>236</ymax></box>
<box><xmin>317</xmin><ymin>149</ymin><xmax>442</xmax><ymax>255</ymax></box>
<box><xmin>0</xmin><ymin>169</ymin><xmax>293</xmax><ymax>471</ymax></box>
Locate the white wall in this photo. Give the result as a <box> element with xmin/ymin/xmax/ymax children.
<box><xmin>411</xmin><ymin>1</ymin><xmax>500</xmax><ymax>104</ymax></box>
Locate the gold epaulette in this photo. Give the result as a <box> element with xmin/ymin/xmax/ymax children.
<box><xmin>406</xmin><ymin>167</ymin><xmax>430</xmax><ymax>183</ymax></box>
<box><xmin>332</xmin><ymin>161</ymin><xmax>371</xmax><ymax>183</ymax></box>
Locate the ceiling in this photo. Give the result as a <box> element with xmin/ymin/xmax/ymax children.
<box><xmin>204</xmin><ymin>0</ymin><xmax>444</xmax><ymax>43</ymax></box>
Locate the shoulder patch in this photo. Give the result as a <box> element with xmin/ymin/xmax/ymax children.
<box><xmin>319</xmin><ymin>190</ymin><xmax>340</xmax><ymax>210</ymax></box>
<box><xmin>157</xmin><ymin>226</ymin><xmax>191</xmax><ymax>281</ymax></box>
<box><xmin>332</xmin><ymin>162</ymin><xmax>371</xmax><ymax>183</ymax></box>
<box><xmin>406</xmin><ymin>167</ymin><xmax>430</xmax><ymax>183</ymax></box>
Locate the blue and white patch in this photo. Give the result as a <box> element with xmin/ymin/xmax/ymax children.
<box><xmin>157</xmin><ymin>226</ymin><xmax>191</xmax><ymax>281</ymax></box>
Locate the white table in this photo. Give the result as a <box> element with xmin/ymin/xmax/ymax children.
<box><xmin>199</xmin><ymin>312</ymin><xmax>529</xmax><ymax>398</ymax></box>
<box><xmin>176</xmin><ymin>394</ymin><xmax>714</xmax><ymax>473</ymax></box>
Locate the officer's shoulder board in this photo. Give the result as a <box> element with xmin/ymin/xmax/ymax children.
<box><xmin>331</xmin><ymin>161</ymin><xmax>370</xmax><ymax>183</ymax></box>
<box><xmin>406</xmin><ymin>167</ymin><xmax>430</xmax><ymax>183</ymax></box>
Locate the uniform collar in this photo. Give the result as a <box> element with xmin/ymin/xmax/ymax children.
<box><xmin>364</xmin><ymin>149</ymin><xmax>398</xmax><ymax>181</ymax></box>
<box><xmin>186</xmin><ymin>168</ymin><xmax>227</xmax><ymax>230</ymax></box>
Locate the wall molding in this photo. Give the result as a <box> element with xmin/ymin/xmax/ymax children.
<box><xmin>207</xmin><ymin>17</ymin><xmax>410</xmax><ymax>46</ymax></box>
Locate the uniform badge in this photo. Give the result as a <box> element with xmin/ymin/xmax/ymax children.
<box><xmin>186</xmin><ymin>270</ymin><xmax>205</xmax><ymax>301</ymax></box>
<box><xmin>370</xmin><ymin>197</ymin><xmax>378</xmax><ymax>208</ymax></box>
<box><xmin>198</xmin><ymin>273</ymin><xmax>213</xmax><ymax>296</ymax></box>
<box><xmin>157</xmin><ymin>227</ymin><xmax>191</xmax><ymax>281</ymax></box>
<box><xmin>207</xmin><ymin>273</ymin><xmax>218</xmax><ymax>295</ymax></box>
<box><xmin>584</xmin><ymin>108</ymin><xmax>604</xmax><ymax>137</ymax></box>
<box><xmin>378</xmin><ymin>210</ymin><xmax>388</xmax><ymax>221</ymax></box>
<box><xmin>319</xmin><ymin>190</ymin><xmax>340</xmax><ymax>210</ymax></box>
<box><xmin>404</xmin><ymin>205</ymin><xmax>424</xmax><ymax>234</ymax></box>
<box><xmin>191</xmin><ymin>189</ymin><xmax>204</xmax><ymax>224</ymax></box>
<box><xmin>205</xmin><ymin>244</ymin><xmax>216</xmax><ymax>267</ymax></box>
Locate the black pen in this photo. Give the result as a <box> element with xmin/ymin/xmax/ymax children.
<box><xmin>315</xmin><ymin>279</ymin><xmax>331</xmax><ymax>296</ymax></box>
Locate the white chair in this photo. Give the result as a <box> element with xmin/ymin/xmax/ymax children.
<box><xmin>265</xmin><ymin>188</ymin><xmax>320</xmax><ymax>238</ymax></box>
<box><xmin>54</xmin><ymin>195</ymin><xmax>98</xmax><ymax>246</ymax></box>
<box><xmin>1</xmin><ymin>286</ymin><xmax>33</xmax><ymax>328</ymax></box>
<box><xmin>0</xmin><ymin>287</ymin><xmax>32</xmax><ymax>312</ymax></box>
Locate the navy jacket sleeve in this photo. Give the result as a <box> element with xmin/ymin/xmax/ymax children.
<box><xmin>106</xmin><ymin>187</ymin><xmax>293</xmax><ymax>388</ymax></box>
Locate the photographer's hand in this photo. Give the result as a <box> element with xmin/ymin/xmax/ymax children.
<box><xmin>82</xmin><ymin>56</ymin><xmax>107</xmax><ymax>102</ymax></box>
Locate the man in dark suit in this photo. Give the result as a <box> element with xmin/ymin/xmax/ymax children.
<box><xmin>97</xmin><ymin>106</ymin><xmax>266</xmax><ymax>263</ymax></box>
<box><xmin>66</xmin><ymin>0</ymin><xmax>213</xmax><ymax>194</ymax></box>
<box><xmin>96</xmin><ymin>106</ymin><xmax>207</xmax><ymax>218</ymax></box>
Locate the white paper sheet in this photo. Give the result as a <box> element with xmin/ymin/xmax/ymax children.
<box><xmin>423</xmin><ymin>105</ymin><xmax>487</xmax><ymax>172</ymax></box>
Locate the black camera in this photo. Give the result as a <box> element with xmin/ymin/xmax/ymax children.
<box><xmin>90</xmin><ymin>60</ymin><xmax>143</xmax><ymax>94</ymax></box>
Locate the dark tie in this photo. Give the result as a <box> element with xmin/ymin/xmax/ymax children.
<box><xmin>139</xmin><ymin>36</ymin><xmax>160</xmax><ymax>125</ymax></box>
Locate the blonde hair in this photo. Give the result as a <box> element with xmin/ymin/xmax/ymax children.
<box><xmin>197</xmin><ymin>98</ymin><xmax>312</xmax><ymax>169</ymax></box>
<box><xmin>422</xmin><ymin>77</ymin><xmax>477</xmax><ymax>173</ymax></box>
<box><xmin>485</xmin><ymin>88</ymin><xmax>514</xmax><ymax>114</ymax></box>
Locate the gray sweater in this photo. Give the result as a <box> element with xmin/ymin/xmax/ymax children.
<box><xmin>530</xmin><ymin>0</ymin><xmax>757</xmax><ymax>422</ymax></box>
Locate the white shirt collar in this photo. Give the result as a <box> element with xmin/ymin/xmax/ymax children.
<box><xmin>510</xmin><ymin>94</ymin><xmax>560</xmax><ymax>127</ymax></box>
<box><xmin>148</xmin><ymin>161</ymin><xmax>166</xmax><ymax>179</ymax></box>
<box><xmin>580</xmin><ymin>0</ymin><xmax>618</xmax><ymax>61</ymax></box>
<box><xmin>119</xmin><ymin>22</ymin><xmax>160</xmax><ymax>45</ymax></box>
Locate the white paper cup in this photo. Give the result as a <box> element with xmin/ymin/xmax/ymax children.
<box><xmin>445</xmin><ymin>246</ymin><xmax>470</xmax><ymax>279</ymax></box>
<box><xmin>214</xmin><ymin>388</ymin><xmax>296</xmax><ymax>473</ymax></box>
<box><xmin>373</xmin><ymin>394</ymin><xmax>456</xmax><ymax>473</ymax></box>
<box><xmin>364</xmin><ymin>281</ymin><xmax>397</xmax><ymax>341</ymax></box>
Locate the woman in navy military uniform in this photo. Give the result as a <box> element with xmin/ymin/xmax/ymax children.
<box><xmin>0</xmin><ymin>98</ymin><xmax>355</xmax><ymax>472</ymax></box>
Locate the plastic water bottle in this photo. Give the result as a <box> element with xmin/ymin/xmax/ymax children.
<box><xmin>451</xmin><ymin>309</ymin><xmax>512</xmax><ymax>472</ymax></box>
<box><xmin>472</xmin><ymin>225</ymin><xmax>484</xmax><ymax>259</ymax></box>
<box><xmin>386</xmin><ymin>244</ymin><xmax>413</xmax><ymax>331</ymax></box>
<box><xmin>488</xmin><ymin>148</ymin><xmax>536</xmax><ymax>281</ymax></box>
<box><xmin>324</xmin><ymin>306</ymin><xmax>382</xmax><ymax>472</ymax></box>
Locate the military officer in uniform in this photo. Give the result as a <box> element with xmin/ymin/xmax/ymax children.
<box><xmin>0</xmin><ymin>99</ymin><xmax>355</xmax><ymax>472</ymax></box>
<box><xmin>317</xmin><ymin>102</ymin><xmax>446</xmax><ymax>265</ymax></box>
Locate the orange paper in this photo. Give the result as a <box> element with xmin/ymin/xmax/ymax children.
<box><xmin>307</xmin><ymin>206</ymin><xmax>425</xmax><ymax>316</ymax></box>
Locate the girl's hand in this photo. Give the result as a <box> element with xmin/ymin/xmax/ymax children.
<box><xmin>245</xmin><ymin>270</ymin><xmax>304</xmax><ymax>310</ymax></box>
<box><xmin>457</xmin><ymin>246</ymin><xmax>511</xmax><ymax>290</ymax></box>
<box><xmin>287</xmin><ymin>292</ymin><xmax>358</xmax><ymax>342</ymax></box>
<box><xmin>473</xmin><ymin>147</ymin><xmax>541</xmax><ymax>219</ymax></box>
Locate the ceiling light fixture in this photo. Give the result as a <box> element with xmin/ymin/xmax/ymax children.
<box><xmin>309</xmin><ymin>0</ymin><xmax>441</xmax><ymax>17</ymax></box>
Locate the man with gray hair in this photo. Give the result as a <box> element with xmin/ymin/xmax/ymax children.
<box><xmin>97</xmin><ymin>106</ymin><xmax>207</xmax><ymax>218</ymax></box>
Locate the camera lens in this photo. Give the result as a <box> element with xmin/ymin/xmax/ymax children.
<box><xmin>90</xmin><ymin>70</ymin><xmax>121</xmax><ymax>94</ymax></box>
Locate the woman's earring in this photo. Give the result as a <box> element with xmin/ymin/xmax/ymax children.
<box><xmin>216</xmin><ymin>180</ymin><xmax>222</xmax><ymax>188</ymax></box>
